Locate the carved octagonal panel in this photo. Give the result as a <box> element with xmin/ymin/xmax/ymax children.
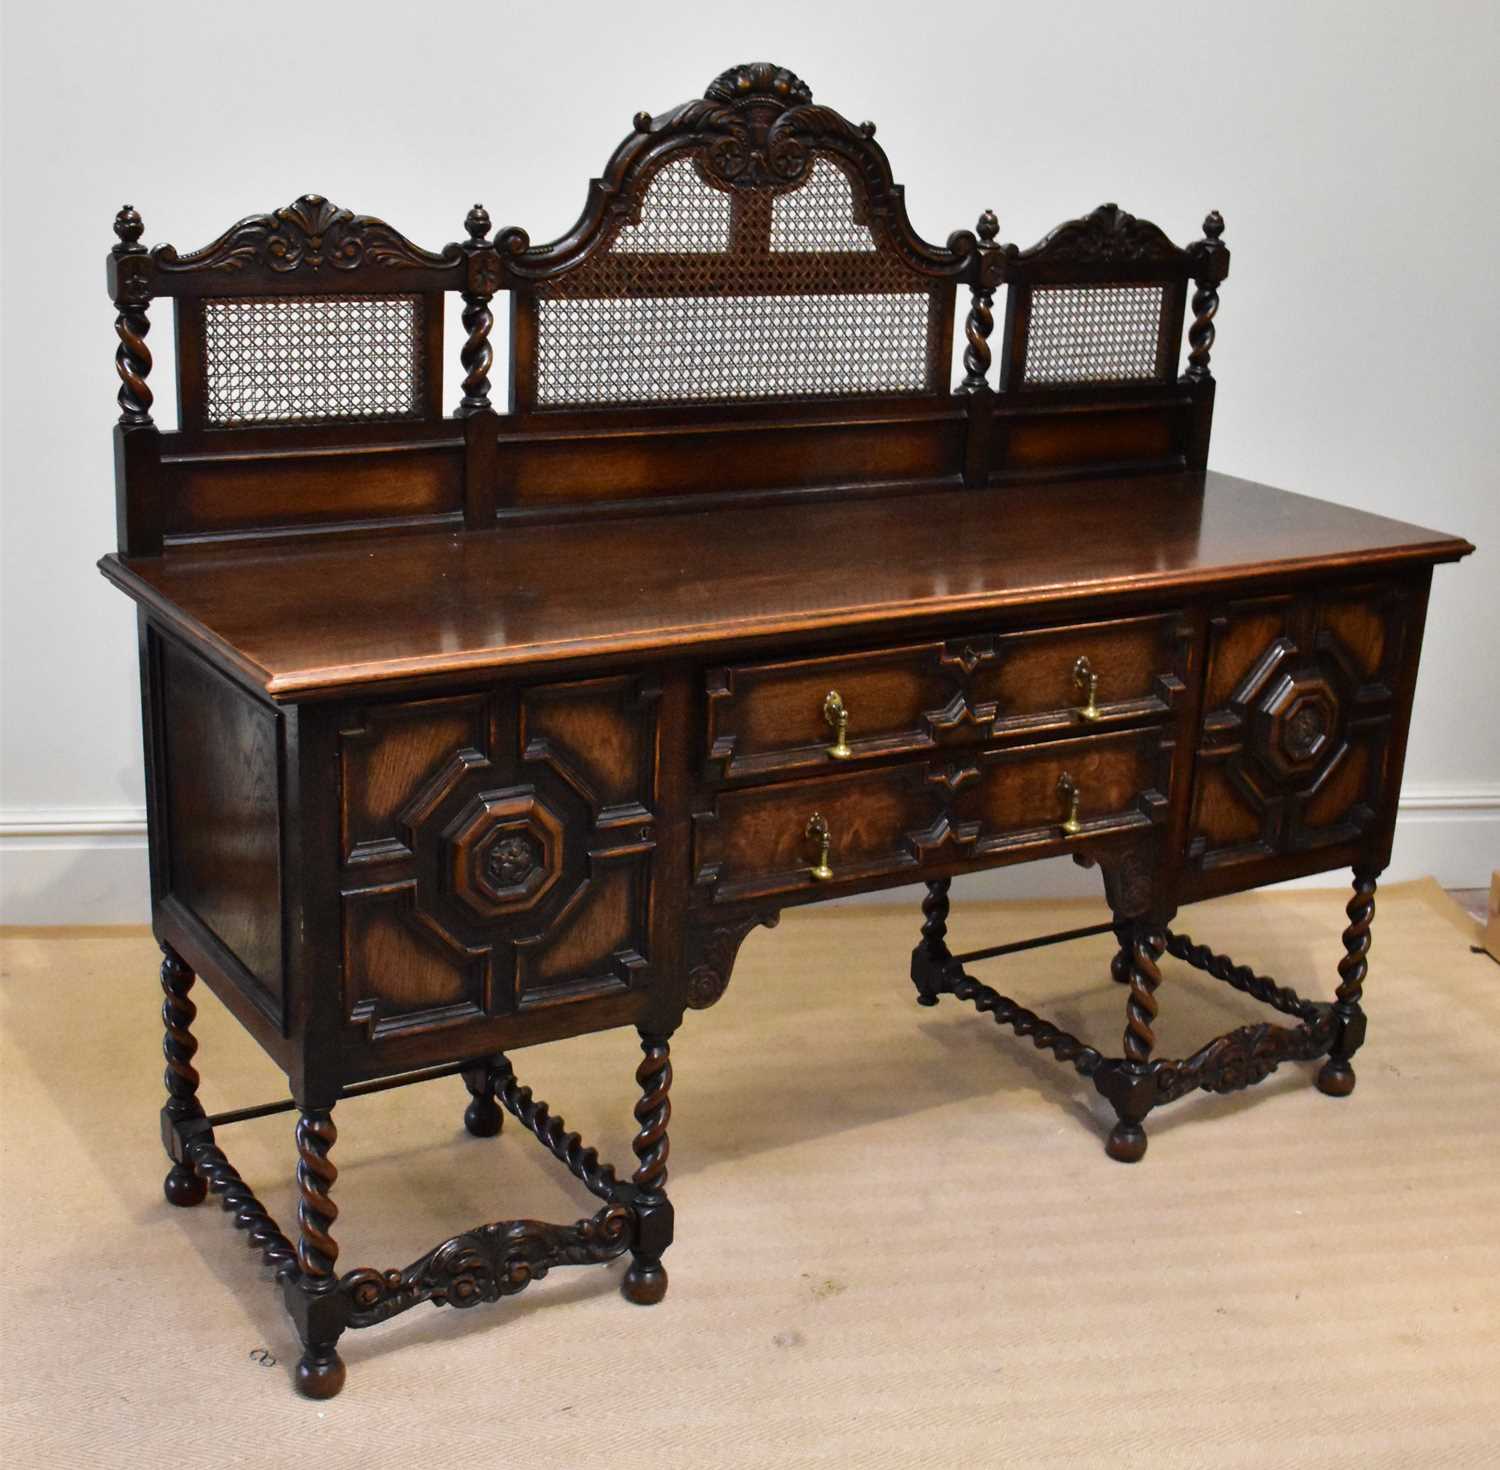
<box><xmin>1255</xmin><ymin>672</ymin><xmax>1340</xmax><ymax>782</ymax></box>
<box><xmin>337</xmin><ymin>676</ymin><xmax>661</xmax><ymax>1043</ymax></box>
<box><xmin>1188</xmin><ymin>585</ymin><xmax>1409</xmax><ymax>874</ymax></box>
<box><xmin>446</xmin><ymin>789</ymin><xmax>563</xmax><ymax>919</ymax></box>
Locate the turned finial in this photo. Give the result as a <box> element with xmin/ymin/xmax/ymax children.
<box><xmin>1184</xmin><ymin>209</ymin><xmax>1229</xmax><ymax>383</ymax></box>
<box><xmin>959</xmin><ymin>210</ymin><xmax>1002</xmax><ymax>396</ymax></box>
<box><xmin>113</xmin><ymin>204</ymin><xmax>144</xmax><ymax>253</ymax></box>
<box><xmin>464</xmin><ymin>203</ymin><xmax>491</xmax><ymax>242</ymax></box>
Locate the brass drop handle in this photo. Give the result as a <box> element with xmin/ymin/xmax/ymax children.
<box><xmin>1057</xmin><ymin>773</ymin><xmax>1082</xmax><ymax>836</ymax></box>
<box><xmin>823</xmin><ymin>689</ymin><xmax>852</xmax><ymax>760</ymax></box>
<box><xmin>1073</xmin><ymin>656</ymin><xmax>1102</xmax><ymax>723</ymax></box>
<box><xmin>806</xmin><ymin>812</ymin><xmax>834</xmax><ymax>881</ymax></box>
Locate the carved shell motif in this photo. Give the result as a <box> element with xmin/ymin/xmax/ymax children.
<box><xmin>153</xmin><ymin>193</ymin><xmax>461</xmax><ymax>275</ymax></box>
<box><xmin>703</xmin><ymin>61</ymin><xmax>813</xmax><ymax>109</ymax></box>
<box><xmin>1025</xmin><ymin>202</ymin><xmax>1181</xmax><ymax>266</ymax></box>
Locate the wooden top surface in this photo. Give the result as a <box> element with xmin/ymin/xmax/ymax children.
<box><xmin>100</xmin><ymin>472</ymin><xmax>1472</xmax><ymax>700</ymax></box>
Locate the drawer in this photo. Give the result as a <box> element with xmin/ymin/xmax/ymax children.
<box><xmin>694</xmin><ymin>727</ymin><xmax>1171</xmax><ymax>903</ymax></box>
<box><xmin>705</xmin><ymin>612</ymin><xmax>1187</xmax><ymax>780</ymax></box>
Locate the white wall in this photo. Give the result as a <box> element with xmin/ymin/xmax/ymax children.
<box><xmin>2</xmin><ymin>0</ymin><xmax>1497</xmax><ymax>922</ymax></box>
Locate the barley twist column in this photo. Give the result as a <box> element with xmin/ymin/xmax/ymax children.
<box><xmin>622</xmin><ymin>1032</ymin><xmax>673</xmax><ymax>1305</ymax></box>
<box><xmin>1317</xmin><ymin>870</ymin><xmax>1379</xmax><ymax>1097</ymax></box>
<box><xmin>160</xmin><ymin>943</ymin><xmax>207</xmax><ymax>1206</ymax></box>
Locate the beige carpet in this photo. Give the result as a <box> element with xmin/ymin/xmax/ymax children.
<box><xmin>2</xmin><ymin>882</ymin><xmax>1498</xmax><ymax>1469</ymax></box>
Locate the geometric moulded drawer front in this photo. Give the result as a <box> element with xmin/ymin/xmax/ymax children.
<box><xmin>336</xmin><ymin>676</ymin><xmax>660</xmax><ymax>1041</ymax></box>
<box><xmin>1187</xmin><ymin>583</ymin><xmax>1411</xmax><ymax>871</ymax></box>
<box><xmin>694</xmin><ymin>725</ymin><xmax>1171</xmax><ymax>904</ymax></box>
<box><xmin>705</xmin><ymin>611</ymin><xmax>1189</xmax><ymax>782</ymax></box>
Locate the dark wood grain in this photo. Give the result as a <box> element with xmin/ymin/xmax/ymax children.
<box><xmin>158</xmin><ymin>637</ymin><xmax>284</xmax><ymax>1025</ymax></box>
<box><xmin>102</xmin><ymin>472</ymin><xmax>1470</xmax><ymax>700</ymax></box>
<box><xmin>99</xmin><ymin>57</ymin><xmax>1472</xmax><ymax>1399</ymax></box>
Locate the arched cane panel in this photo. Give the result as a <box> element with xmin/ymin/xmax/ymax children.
<box><xmin>530</xmin><ymin>149</ymin><xmax>944</xmax><ymax>407</ymax></box>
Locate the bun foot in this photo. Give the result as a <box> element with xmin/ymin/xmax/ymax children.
<box><xmin>915</xmin><ymin>994</ymin><xmax>940</xmax><ymax>1008</ymax></box>
<box><xmin>1316</xmin><ymin>1060</ymin><xmax>1357</xmax><ymax>1097</ymax></box>
<box><xmin>1105</xmin><ymin>1121</ymin><xmax>1148</xmax><ymax>1163</ymax></box>
<box><xmin>463</xmin><ymin>1095</ymin><xmax>503</xmax><ymax>1138</ymax></box>
<box><xmin>622</xmin><ymin>1258</ymin><xmax>668</xmax><ymax>1305</ymax></box>
<box><xmin>295</xmin><ymin>1346</ymin><xmax>346</xmax><ymax>1400</ymax></box>
<box><xmin>164</xmin><ymin>1162</ymin><xmax>207</xmax><ymax>1207</ymax></box>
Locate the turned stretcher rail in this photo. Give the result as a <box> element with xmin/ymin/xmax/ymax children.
<box><xmin>202</xmin><ymin>1061</ymin><xmax>473</xmax><ymax>1129</ymax></box>
<box><xmin>951</xmin><ymin>920</ymin><xmax>1118</xmax><ymax>966</ymax></box>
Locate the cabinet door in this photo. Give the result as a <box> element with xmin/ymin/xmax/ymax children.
<box><xmin>1187</xmin><ymin>581</ymin><xmax>1416</xmax><ymax>875</ymax></box>
<box><xmin>337</xmin><ymin>675</ymin><xmax>660</xmax><ymax>1044</ymax></box>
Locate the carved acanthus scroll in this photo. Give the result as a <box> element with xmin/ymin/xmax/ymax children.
<box><xmin>153</xmin><ymin>193</ymin><xmax>462</xmax><ymax>277</ymax></box>
<box><xmin>341</xmin><ymin>1204</ymin><xmax>631</xmax><ymax>1328</ymax></box>
<box><xmin>685</xmin><ymin>911</ymin><xmax>780</xmax><ymax>1008</ymax></box>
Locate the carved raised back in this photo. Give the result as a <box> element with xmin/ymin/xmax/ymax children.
<box><xmin>500</xmin><ymin>64</ymin><xmax>975</xmax><ymax>412</ymax></box>
<box><xmin>998</xmin><ymin>203</ymin><xmax>1224</xmax><ymax>395</ymax></box>
<box><xmin>105</xmin><ymin>65</ymin><xmax>1230</xmax><ymax>556</ymax></box>
<box><xmin>147</xmin><ymin>195</ymin><xmax>464</xmax><ymax>432</ymax></box>
<box><xmin>106</xmin><ymin>198</ymin><xmax>492</xmax><ymax>553</ymax></box>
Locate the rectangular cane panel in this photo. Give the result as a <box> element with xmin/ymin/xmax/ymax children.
<box><xmin>535</xmin><ymin>292</ymin><xmax>934</xmax><ymax>405</ymax></box>
<box><xmin>200</xmin><ymin>295</ymin><xmax>425</xmax><ymax>426</ymax></box>
<box><xmin>1022</xmin><ymin>285</ymin><xmax>1169</xmax><ymax>386</ymax></box>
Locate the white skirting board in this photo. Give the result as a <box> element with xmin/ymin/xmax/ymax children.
<box><xmin>2</xmin><ymin>789</ymin><xmax>1497</xmax><ymax>925</ymax></box>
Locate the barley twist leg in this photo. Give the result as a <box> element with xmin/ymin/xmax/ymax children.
<box><xmin>1106</xmin><ymin>924</ymin><xmax>1165</xmax><ymax>1163</ymax></box>
<box><xmin>293</xmin><ymin>1108</ymin><xmax>345</xmax><ymax>1398</ymax></box>
<box><xmin>160</xmin><ymin>944</ymin><xmax>207</xmax><ymax>1207</ymax></box>
<box><xmin>911</xmin><ymin>877</ymin><xmax>952</xmax><ymax>1005</ymax></box>
<box><xmin>1317</xmin><ymin>870</ymin><xmax>1379</xmax><ymax>1097</ymax></box>
<box><xmin>622</xmin><ymin>1032</ymin><xmax>672</xmax><ymax>1305</ymax></box>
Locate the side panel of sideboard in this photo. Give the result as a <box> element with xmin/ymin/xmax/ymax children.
<box><xmin>142</xmin><ymin>618</ymin><xmax>293</xmax><ymax>1070</ymax></box>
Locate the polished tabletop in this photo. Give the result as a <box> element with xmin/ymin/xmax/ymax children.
<box><xmin>100</xmin><ymin>471</ymin><xmax>1472</xmax><ymax>699</ymax></box>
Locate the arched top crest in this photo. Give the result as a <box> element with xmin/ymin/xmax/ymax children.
<box><xmin>495</xmin><ymin>63</ymin><xmax>980</xmax><ymax>284</ymax></box>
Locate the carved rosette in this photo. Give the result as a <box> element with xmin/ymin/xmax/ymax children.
<box><xmin>484</xmin><ymin>832</ymin><xmax>538</xmax><ymax>888</ymax></box>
